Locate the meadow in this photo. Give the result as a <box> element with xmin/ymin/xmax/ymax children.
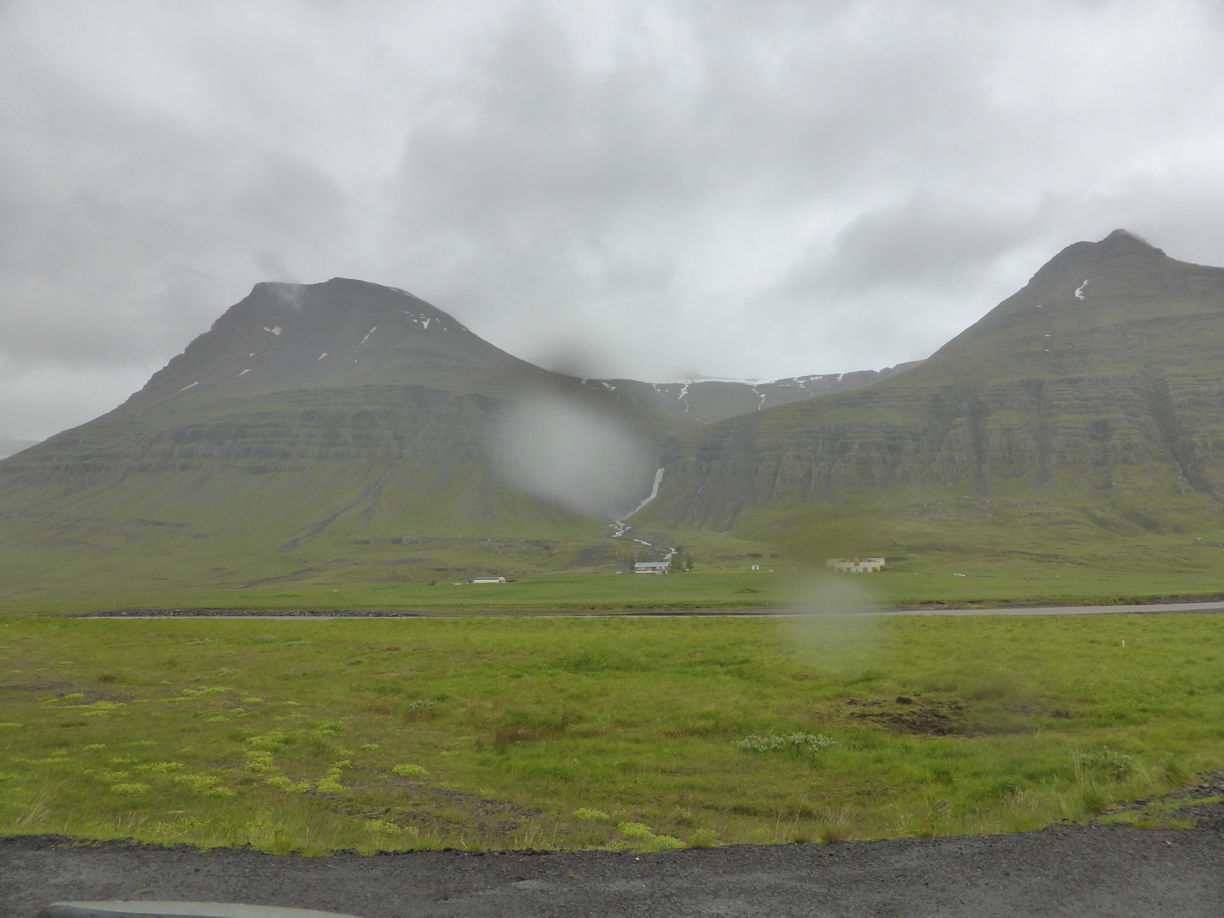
<box><xmin>6</xmin><ymin>477</ymin><xmax>1224</xmax><ymax>617</ymax></box>
<box><xmin>5</xmin><ymin>552</ymin><xmax>1224</xmax><ymax>617</ymax></box>
<box><xmin>3</xmin><ymin>609</ymin><xmax>1223</xmax><ymax>854</ymax></box>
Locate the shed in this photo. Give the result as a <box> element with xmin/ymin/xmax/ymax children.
<box><xmin>633</xmin><ymin>561</ymin><xmax>671</xmax><ymax>574</ymax></box>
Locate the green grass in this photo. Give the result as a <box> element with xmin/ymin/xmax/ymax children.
<box><xmin>5</xmin><ymin>487</ymin><xmax>1224</xmax><ymax>616</ymax></box>
<box><xmin>5</xmin><ymin>558</ymin><xmax>1224</xmax><ymax>617</ymax></box>
<box><xmin>2</xmin><ymin>613</ymin><xmax>1222</xmax><ymax>853</ymax></box>
<box><xmin>5</xmin><ymin>559</ymin><xmax>1224</xmax><ymax>617</ymax></box>
<box><xmin>5</xmin><ymin>430</ymin><xmax>1224</xmax><ymax>616</ymax></box>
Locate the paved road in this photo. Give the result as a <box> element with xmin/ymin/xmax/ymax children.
<box><xmin>76</xmin><ymin>600</ymin><xmax>1224</xmax><ymax>620</ymax></box>
<box><xmin>871</xmin><ymin>600</ymin><xmax>1224</xmax><ymax>616</ymax></box>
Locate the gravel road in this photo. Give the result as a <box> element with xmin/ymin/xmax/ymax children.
<box><xmin>5</xmin><ymin>794</ymin><xmax>1223</xmax><ymax>918</ymax></box>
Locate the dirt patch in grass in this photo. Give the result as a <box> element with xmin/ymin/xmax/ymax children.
<box><xmin>430</xmin><ymin>786</ymin><xmax>542</xmax><ymax>834</ymax></box>
<box><xmin>337</xmin><ymin>782</ymin><xmax>542</xmax><ymax>838</ymax></box>
<box><xmin>0</xmin><ymin>680</ymin><xmax>79</xmax><ymax>695</ymax></box>
<box><xmin>845</xmin><ymin>696</ymin><xmax>971</xmax><ymax>736</ymax></box>
<box><xmin>1</xmin><ymin>680</ymin><xmax>133</xmax><ymax>706</ymax></box>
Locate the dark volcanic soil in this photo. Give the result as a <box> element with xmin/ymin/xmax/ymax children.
<box><xmin>4</xmin><ymin>795</ymin><xmax>1224</xmax><ymax>918</ymax></box>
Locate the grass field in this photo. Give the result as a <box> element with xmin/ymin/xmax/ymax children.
<box><xmin>5</xmin><ymin>549</ymin><xmax>1224</xmax><ymax>617</ymax></box>
<box><xmin>6</xmin><ymin>473</ymin><xmax>1224</xmax><ymax>617</ymax></box>
<box><xmin>3</xmin><ymin>611</ymin><xmax>1222</xmax><ymax>853</ymax></box>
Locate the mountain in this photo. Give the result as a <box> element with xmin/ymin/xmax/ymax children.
<box><xmin>121</xmin><ymin>278</ymin><xmax>545</xmax><ymax>404</ymax></box>
<box><xmin>0</xmin><ymin>276</ymin><xmax>908</xmax><ymax>600</ymax></box>
<box><xmin>641</xmin><ymin>230</ymin><xmax>1224</xmax><ymax>546</ymax></box>
<box><xmin>0</xmin><ymin>280</ymin><xmax>618</xmax><ymax>592</ymax></box>
<box><xmin>0</xmin><ymin>438</ymin><xmax>38</xmax><ymax>460</ymax></box>
<box><xmin>0</xmin><ymin>278</ymin><xmax>903</xmax><ymax>512</ymax></box>
<box><xmin>573</xmin><ymin>365</ymin><xmax>920</xmax><ymax>426</ymax></box>
<box><xmin>5</xmin><ymin>229</ymin><xmax>1220</xmax><ymax>604</ymax></box>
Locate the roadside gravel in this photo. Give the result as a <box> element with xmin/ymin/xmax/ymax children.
<box><xmin>5</xmin><ymin>796</ymin><xmax>1223</xmax><ymax>918</ymax></box>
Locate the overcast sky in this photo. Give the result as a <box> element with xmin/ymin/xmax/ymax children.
<box><xmin>4</xmin><ymin>0</ymin><xmax>1224</xmax><ymax>441</ymax></box>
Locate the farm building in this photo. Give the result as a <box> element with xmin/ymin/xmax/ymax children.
<box><xmin>825</xmin><ymin>557</ymin><xmax>885</xmax><ymax>573</ymax></box>
<box><xmin>633</xmin><ymin>561</ymin><xmax>671</xmax><ymax>574</ymax></box>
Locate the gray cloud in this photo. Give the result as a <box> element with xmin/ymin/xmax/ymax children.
<box><xmin>3</xmin><ymin>0</ymin><xmax>1224</xmax><ymax>438</ymax></box>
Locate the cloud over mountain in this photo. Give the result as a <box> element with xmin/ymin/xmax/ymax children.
<box><xmin>4</xmin><ymin>1</ymin><xmax>1224</xmax><ymax>440</ymax></box>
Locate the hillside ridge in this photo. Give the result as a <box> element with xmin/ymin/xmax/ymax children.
<box><xmin>642</xmin><ymin>229</ymin><xmax>1224</xmax><ymax>531</ymax></box>
<box><xmin>3</xmin><ymin>229</ymin><xmax>1222</xmax><ymax>596</ymax></box>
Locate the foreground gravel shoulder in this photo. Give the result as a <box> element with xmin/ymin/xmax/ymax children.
<box><xmin>4</xmin><ymin>797</ymin><xmax>1224</xmax><ymax>918</ymax></box>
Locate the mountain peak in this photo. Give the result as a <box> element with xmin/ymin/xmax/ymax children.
<box><xmin>924</xmin><ymin>228</ymin><xmax>1220</xmax><ymax>372</ymax></box>
<box><xmin>247</xmin><ymin>278</ymin><xmax>442</xmax><ymax>318</ymax></box>
<box><xmin>121</xmin><ymin>277</ymin><xmax>535</xmax><ymax>410</ymax></box>
<box><xmin>1099</xmin><ymin>228</ymin><xmax>1163</xmax><ymax>253</ymax></box>
<box><xmin>1041</xmin><ymin>229</ymin><xmax>1166</xmax><ymax>274</ymax></box>
<box><xmin>1102</xmin><ymin>227</ymin><xmax>1146</xmax><ymax>243</ymax></box>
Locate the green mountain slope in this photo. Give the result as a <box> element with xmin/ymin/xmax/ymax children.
<box><xmin>641</xmin><ymin>231</ymin><xmax>1224</xmax><ymax>561</ymax></box>
<box><xmin>0</xmin><ymin>282</ymin><xmax>636</xmax><ymax>597</ymax></box>
<box><xmin>0</xmin><ymin>438</ymin><xmax>37</xmax><ymax>460</ymax></box>
<box><xmin>1</xmin><ymin>277</ymin><xmax>898</xmax><ymax>602</ymax></box>
<box><xmin>6</xmin><ymin>230</ymin><xmax>1221</xmax><ymax>606</ymax></box>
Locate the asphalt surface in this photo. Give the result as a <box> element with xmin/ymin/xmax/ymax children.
<box><xmin>76</xmin><ymin>599</ymin><xmax>1224</xmax><ymax>620</ymax></box>
<box><xmin>5</xmin><ymin>796</ymin><xmax>1224</xmax><ymax>918</ymax></box>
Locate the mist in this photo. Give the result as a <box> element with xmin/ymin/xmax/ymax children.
<box><xmin>490</xmin><ymin>390</ymin><xmax>655</xmax><ymax>521</ymax></box>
